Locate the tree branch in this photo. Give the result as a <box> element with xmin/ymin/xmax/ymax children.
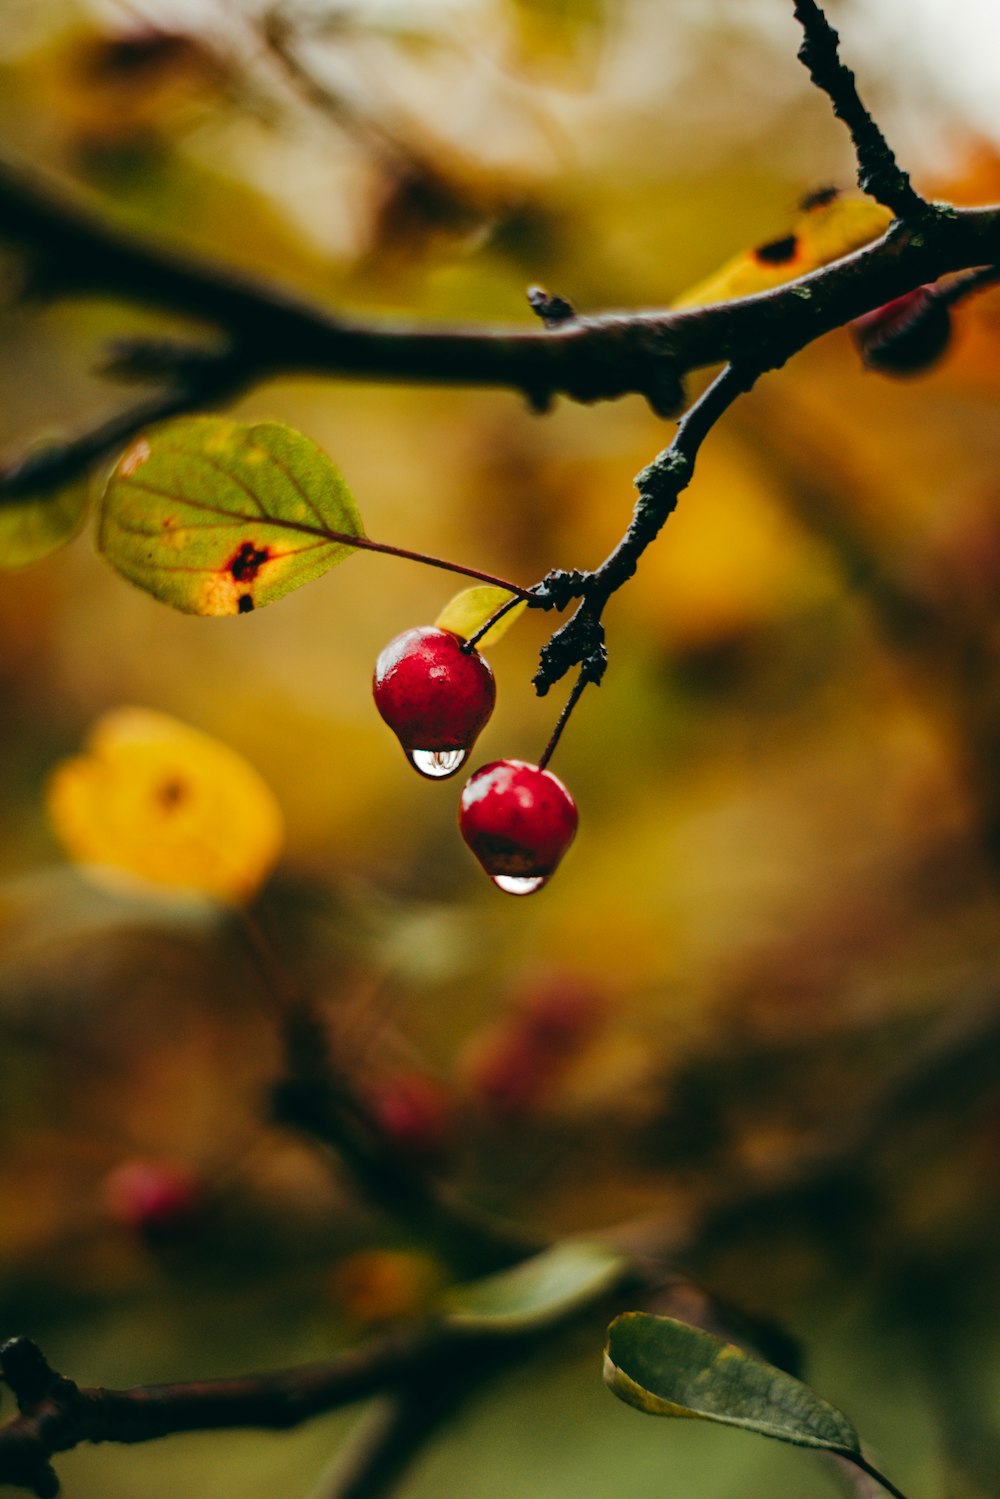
<box><xmin>531</xmin><ymin>361</ymin><xmax>760</xmax><ymax>718</ymax></box>
<box><xmin>0</xmin><ymin>1328</ymin><xmax>445</xmax><ymax>1498</ymax></box>
<box><xmin>3</xmin><ymin>153</ymin><xmax>1000</xmax><ymax>503</ymax></box>
<box><xmin>0</xmin><ymin>373</ymin><xmax>253</xmax><ymax>500</ymax></box>
<box><xmin>792</xmin><ymin>0</ymin><xmax>930</xmax><ymax>221</ymax></box>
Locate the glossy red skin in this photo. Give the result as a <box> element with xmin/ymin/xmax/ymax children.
<box><xmin>373</xmin><ymin>627</ymin><xmax>496</xmax><ymax>751</ymax></box>
<box><xmin>459</xmin><ymin>759</ymin><xmax>578</xmax><ymax>877</ymax></box>
<box><xmin>851</xmin><ymin>286</ymin><xmax>951</xmax><ymax>375</ymax></box>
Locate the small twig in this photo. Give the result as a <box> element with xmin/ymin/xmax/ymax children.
<box><xmin>526</xmin><ymin>286</ymin><xmax>576</xmax><ymax>327</ymax></box>
<box><xmin>532</xmin><ymin>363</ymin><xmax>760</xmax><ymax>701</ymax></box>
<box><xmin>0</xmin><ymin>374</ymin><xmax>250</xmax><ymax>501</ymax></box>
<box><xmin>591</xmin><ymin>362</ymin><xmax>761</xmax><ymax>600</ymax></box>
<box><xmin>792</xmin><ymin>0</ymin><xmax>930</xmax><ymax>222</ymax></box>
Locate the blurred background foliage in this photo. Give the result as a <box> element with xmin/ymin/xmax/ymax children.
<box><xmin>3</xmin><ymin>1</ymin><xmax>1000</xmax><ymax>1496</ymax></box>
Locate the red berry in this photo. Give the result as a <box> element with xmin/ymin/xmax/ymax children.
<box><xmin>850</xmin><ymin>286</ymin><xmax>951</xmax><ymax>376</ymax></box>
<box><xmin>459</xmin><ymin>759</ymin><xmax>578</xmax><ymax>894</ymax></box>
<box><xmin>103</xmin><ymin>1160</ymin><xmax>204</xmax><ymax>1243</ymax></box>
<box><xmin>373</xmin><ymin>626</ymin><xmax>496</xmax><ymax>779</ymax></box>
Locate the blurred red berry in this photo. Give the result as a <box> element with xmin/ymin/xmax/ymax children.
<box><xmin>850</xmin><ymin>286</ymin><xmax>951</xmax><ymax>376</ymax></box>
<box><xmin>368</xmin><ymin>1072</ymin><xmax>454</xmax><ymax>1160</ymax></box>
<box><xmin>104</xmin><ymin>1160</ymin><xmax>204</xmax><ymax>1243</ymax></box>
<box><xmin>462</xmin><ymin>973</ymin><xmax>607</xmax><ymax>1117</ymax></box>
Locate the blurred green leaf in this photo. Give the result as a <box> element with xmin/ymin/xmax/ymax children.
<box><xmin>0</xmin><ymin>479</ymin><xmax>88</xmax><ymax>570</ymax></box>
<box><xmin>99</xmin><ymin>417</ymin><xmax>365</xmax><ymax>615</ymax></box>
<box><xmin>442</xmin><ymin>1241</ymin><xmax>627</xmax><ymax>1334</ymax></box>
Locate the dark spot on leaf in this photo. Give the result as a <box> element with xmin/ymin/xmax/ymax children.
<box><xmin>156</xmin><ymin>778</ymin><xmax>187</xmax><ymax>810</ymax></box>
<box><xmin>229</xmin><ymin>541</ymin><xmax>270</xmax><ymax>582</ymax></box>
<box><xmin>238</xmin><ymin>593</ymin><xmax>254</xmax><ymax>613</ymax></box>
<box><xmin>799</xmin><ymin>185</ymin><xmax>840</xmax><ymax>212</ymax></box>
<box><xmin>754</xmin><ymin>234</ymin><xmax>797</xmax><ymax>266</ymax></box>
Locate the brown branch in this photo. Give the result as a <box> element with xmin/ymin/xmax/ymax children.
<box><xmin>3</xmin><ymin>153</ymin><xmax>1000</xmax><ymax>503</ymax></box>
<box><xmin>0</xmin><ymin>1328</ymin><xmax>445</xmax><ymax>1498</ymax></box>
<box><xmin>532</xmin><ymin>361</ymin><xmax>761</xmax><ymax>704</ymax></box>
<box><xmin>0</xmin><ymin>373</ymin><xmax>252</xmax><ymax>500</ymax></box>
<box><xmin>792</xmin><ymin>0</ymin><xmax>930</xmax><ymax>221</ymax></box>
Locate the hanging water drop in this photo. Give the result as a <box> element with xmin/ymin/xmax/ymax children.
<box><xmin>408</xmin><ymin>747</ymin><xmax>468</xmax><ymax>779</ymax></box>
<box><xmin>492</xmin><ymin>874</ymin><xmax>547</xmax><ymax>896</ymax></box>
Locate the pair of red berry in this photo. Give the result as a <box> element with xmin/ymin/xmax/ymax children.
<box><xmin>373</xmin><ymin>626</ymin><xmax>577</xmax><ymax>895</ymax></box>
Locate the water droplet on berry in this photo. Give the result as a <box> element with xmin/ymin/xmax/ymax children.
<box><xmin>408</xmin><ymin>748</ymin><xmax>467</xmax><ymax>779</ymax></box>
<box><xmin>492</xmin><ymin>874</ymin><xmax>547</xmax><ymax>896</ymax></box>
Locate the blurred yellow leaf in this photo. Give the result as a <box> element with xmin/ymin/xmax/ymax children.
<box><xmin>672</xmin><ymin>192</ymin><xmax>893</xmax><ymax>309</ymax></box>
<box><xmin>46</xmin><ymin>708</ymin><xmax>284</xmax><ymax>904</ymax></box>
<box><xmin>434</xmin><ymin>585</ymin><xmax>526</xmax><ymax>647</ymax></box>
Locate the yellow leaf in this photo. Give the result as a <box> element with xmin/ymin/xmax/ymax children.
<box><xmin>434</xmin><ymin>585</ymin><xmax>526</xmax><ymax>648</ymax></box>
<box><xmin>46</xmin><ymin>708</ymin><xmax>284</xmax><ymax>904</ymax></box>
<box><xmin>672</xmin><ymin>192</ymin><xmax>893</xmax><ymax>309</ymax></box>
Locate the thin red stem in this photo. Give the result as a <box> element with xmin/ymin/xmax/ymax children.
<box><xmin>342</xmin><ymin>533</ymin><xmax>532</xmax><ymax>599</ymax></box>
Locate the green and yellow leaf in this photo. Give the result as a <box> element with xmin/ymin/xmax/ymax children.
<box><xmin>435</xmin><ymin>585</ymin><xmax>526</xmax><ymax>648</ymax></box>
<box><xmin>99</xmin><ymin>416</ymin><xmax>365</xmax><ymax>615</ymax></box>
<box><xmin>605</xmin><ymin>1311</ymin><xmax>860</xmax><ymax>1451</ymax></box>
